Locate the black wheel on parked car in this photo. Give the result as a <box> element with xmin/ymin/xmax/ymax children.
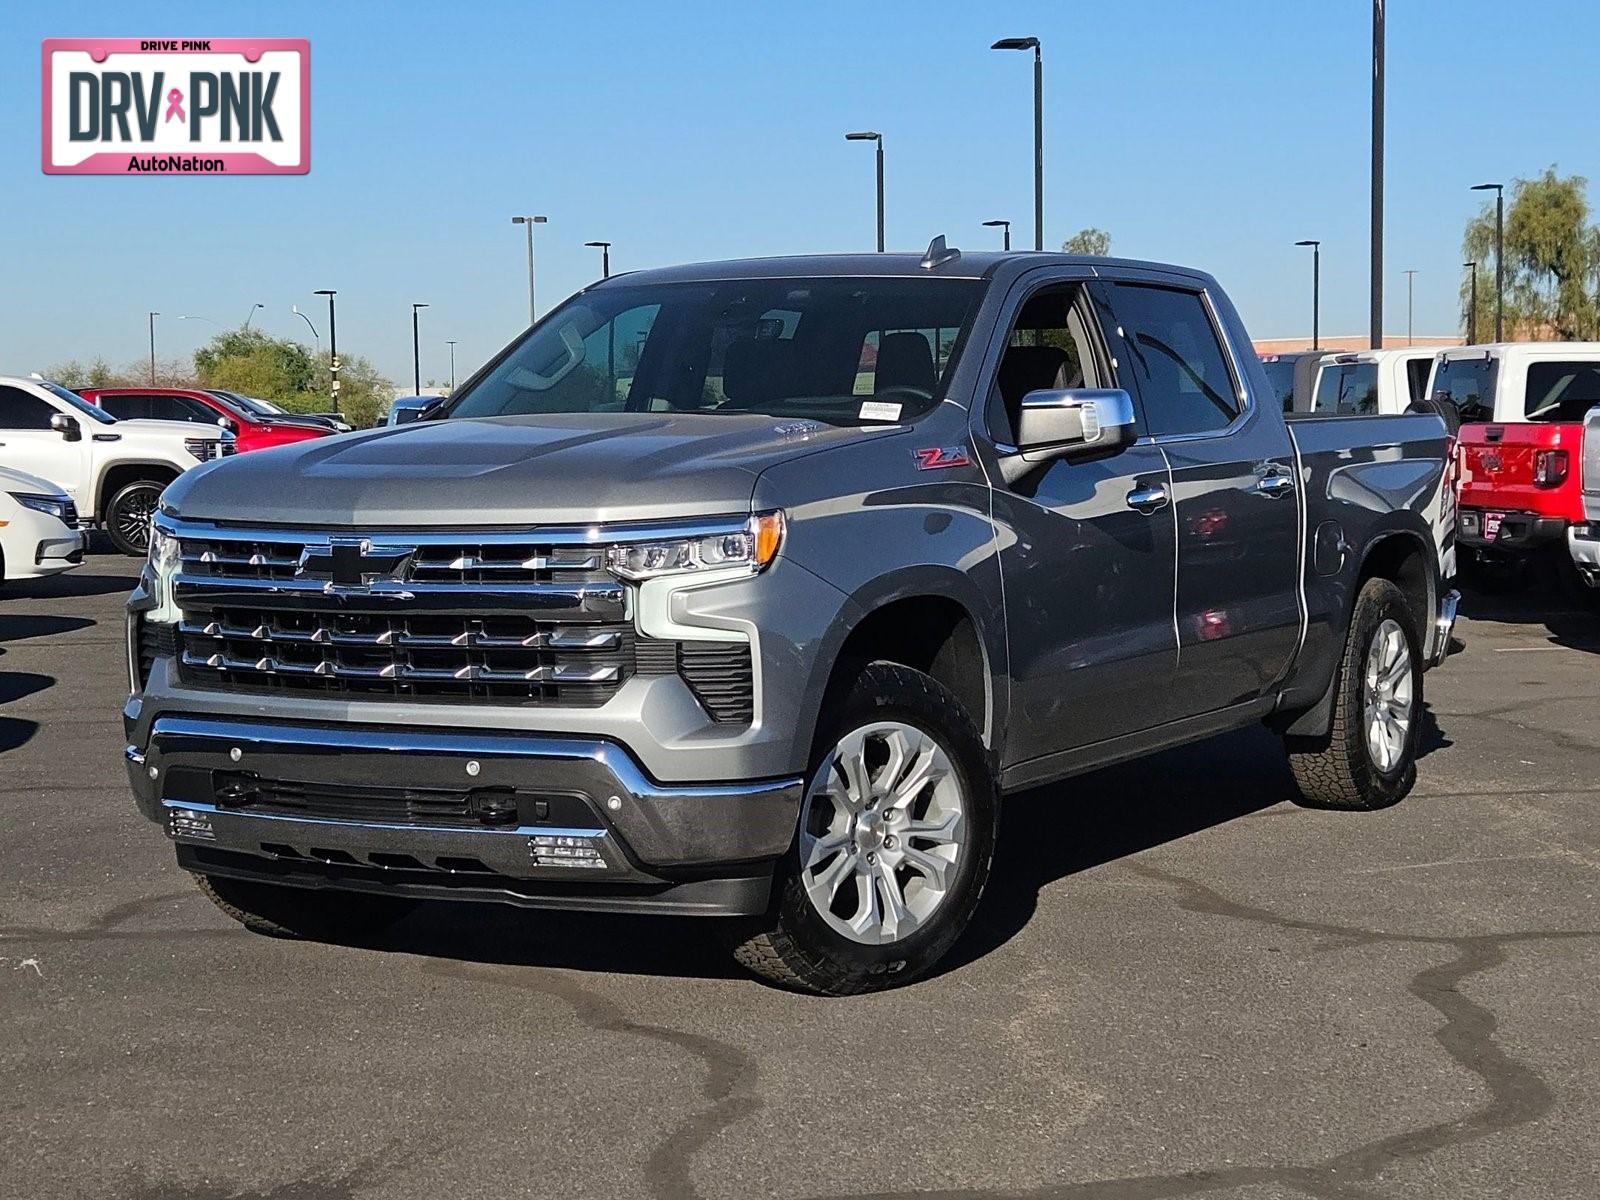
<box><xmin>104</xmin><ymin>479</ymin><xmax>164</xmax><ymax>557</ymax></box>
<box><xmin>732</xmin><ymin>661</ymin><xmax>998</xmax><ymax>995</ymax></box>
<box><xmin>1283</xmin><ymin>577</ymin><xmax>1423</xmax><ymax>811</ymax></box>
<box><xmin>194</xmin><ymin>873</ymin><xmax>418</xmax><ymax>942</ymax></box>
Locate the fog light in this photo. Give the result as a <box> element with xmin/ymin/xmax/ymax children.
<box><xmin>528</xmin><ymin>832</ymin><xmax>607</xmax><ymax>869</ymax></box>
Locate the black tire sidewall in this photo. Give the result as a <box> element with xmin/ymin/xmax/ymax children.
<box><xmin>106</xmin><ymin>481</ymin><xmax>163</xmax><ymax>556</ymax></box>
<box><xmin>1340</xmin><ymin>579</ymin><xmax>1423</xmax><ymax>804</ymax></box>
<box><xmin>771</xmin><ymin>662</ymin><xmax>997</xmax><ymax>987</ymax></box>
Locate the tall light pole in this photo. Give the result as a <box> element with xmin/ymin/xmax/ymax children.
<box><xmin>1404</xmin><ymin>268</ymin><xmax>1417</xmax><ymax>345</ymax></box>
<box><xmin>290</xmin><ymin>305</ymin><xmax>320</xmax><ymax>355</ymax></box>
<box><xmin>446</xmin><ymin>340</ymin><xmax>458</xmax><ymax>389</ymax></box>
<box><xmin>992</xmin><ymin>37</ymin><xmax>1042</xmax><ymax>250</ymax></box>
<box><xmin>1464</xmin><ymin>261</ymin><xmax>1479</xmax><ymax>344</ymax></box>
<box><xmin>1370</xmin><ymin>1</ymin><xmax>1384</xmax><ymax>349</ymax></box>
<box><xmin>314</xmin><ymin>289</ymin><xmax>339</xmax><ymax>412</ymax></box>
<box><xmin>411</xmin><ymin>303</ymin><xmax>428</xmax><ymax>395</ymax></box>
<box><xmin>983</xmin><ymin>219</ymin><xmax>1012</xmax><ymax>251</ymax></box>
<box><xmin>1472</xmin><ymin>182</ymin><xmax>1505</xmax><ymax>340</ymax></box>
<box><xmin>147</xmin><ymin>311</ymin><xmax>159</xmax><ymax>384</ymax></box>
<box><xmin>511</xmin><ymin>215</ymin><xmax>547</xmax><ymax>324</ymax></box>
<box><xmin>584</xmin><ymin>240</ymin><xmax>612</xmax><ymax>278</ymax></box>
<box><xmin>1294</xmin><ymin>240</ymin><xmax>1321</xmax><ymax>349</ymax></box>
<box><xmin>844</xmin><ymin>132</ymin><xmax>884</xmax><ymax>252</ymax></box>
<box><xmin>243</xmin><ymin>302</ymin><xmax>264</xmax><ymax>330</ymax></box>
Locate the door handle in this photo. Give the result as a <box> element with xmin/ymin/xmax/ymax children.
<box><xmin>1254</xmin><ymin>474</ymin><xmax>1295</xmax><ymax>498</ymax></box>
<box><xmin>1126</xmin><ymin>482</ymin><xmax>1169</xmax><ymax>513</ymax></box>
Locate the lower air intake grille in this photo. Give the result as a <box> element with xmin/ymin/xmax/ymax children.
<box><xmin>137</xmin><ymin>620</ymin><xmax>178</xmax><ymax>688</ymax></box>
<box><xmin>678</xmin><ymin>641</ymin><xmax>755</xmax><ymax>724</ymax></box>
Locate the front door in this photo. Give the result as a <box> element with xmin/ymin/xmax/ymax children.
<box><xmin>0</xmin><ymin>386</ymin><xmax>87</xmax><ymax>501</ymax></box>
<box><xmin>981</xmin><ymin>278</ymin><xmax>1179</xmax><ymax>763</ymax></box>
<box><xmin>1094</xmin><ymin>280</ymin><xmax>1299</xmax><ymax>717</ymax></box>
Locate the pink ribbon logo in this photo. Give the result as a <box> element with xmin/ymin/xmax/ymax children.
<box><xmin>164</xmin><ymin>88</ymin><xmax>185</xmax><ymax>123</ymax></box>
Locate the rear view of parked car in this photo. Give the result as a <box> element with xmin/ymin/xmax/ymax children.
<box><xmin>0</xmin><ymin>465</ymin><xmax>83</xmax><ymax>590</ymax></box>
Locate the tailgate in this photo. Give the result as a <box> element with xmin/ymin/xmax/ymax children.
<box><xmin>1458</xmin><ymin>422</ymin><xmax>1585</xmax><ymax>521</ymax></box>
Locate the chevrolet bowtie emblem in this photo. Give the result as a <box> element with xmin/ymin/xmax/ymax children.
<box><xmin>297</xmin><ymin>538</ymin><xmax>415</xmax><ymax>591</ymax></box>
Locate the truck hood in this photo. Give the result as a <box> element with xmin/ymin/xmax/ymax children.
<box><xmin>164</xmin><ymin>412</ymin><xmax>886</xmax><ymax>527</ymax></box>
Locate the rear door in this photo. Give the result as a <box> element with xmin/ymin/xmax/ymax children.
<box><xmin>1094</xmin><ymin>278</ymin><xmax>1300</xmax><ymax>719</ymax></box>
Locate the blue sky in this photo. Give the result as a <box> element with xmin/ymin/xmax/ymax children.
<box><xmin>3</xmin><ymin>0</ymin><xmax>1598</xmax><ymax>386</ymax></box>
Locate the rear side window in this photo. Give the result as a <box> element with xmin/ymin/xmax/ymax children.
<box><xmin>1431</xmin><ymin>356</ymin><xmax>1496</xmax><ymax>422</ymax></box>
<box><xmin>1313</xmin><ymin>363</ymin><xmax>1379</xmax><ymax>414</ymax></box>
<box><xmin>1523</xmin><ymin>361</ymin><xmax>1600</xmax><ymax>423</ymax></box>
<box><xmin>1106</xmin><ymin>284</ymin><xmax>1238</xmax><ymax>436</ymax></box>
<box><xmin>0</xmin><ymin>386</ymin><xmax>58</xmax><ymax>430</ymax></box>
<box><xmin>1405</xmin><ymin>358</ymin><xmax>1432</xmax><ymax>404</ymax></box>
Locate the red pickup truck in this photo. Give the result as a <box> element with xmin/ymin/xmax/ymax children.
<box><xmin>78</xmin><ymin>388</ymin><xmax>334</xmax><ymax>454</ymax></box>
<box><xmin>1432</xmin><ymin>344</ymin><xmax>1600</xmax><ymax>586</ymax></box>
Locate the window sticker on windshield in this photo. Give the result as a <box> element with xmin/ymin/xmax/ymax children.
<box><xmin>858</xmin><ymin>400</ymin><xmax>902</xmax><ymax>422</ymax></box>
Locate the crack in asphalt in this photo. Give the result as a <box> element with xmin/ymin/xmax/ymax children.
<box><xmin>420</xmin><ymin>960</ymin><xmax>762</xmax><ymax>1200</ymax></box>
<box><xmin>809</xmin><ymin>865</ymin><xmax>1598</xmax><ymax>1200</ymax></box>
<box><xmin>0</xmin><ymin>888</ymin><xmax>235</xmax><ymax>947</ymax></box>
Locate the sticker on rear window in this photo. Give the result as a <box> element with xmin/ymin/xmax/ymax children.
<box><xmin>858</xmin><ymin>400</ymin><xmax>902</xmax><ymax>422</ymax></box>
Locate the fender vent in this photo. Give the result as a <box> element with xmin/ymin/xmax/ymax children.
<box><xmin>678</xmin><ymin>642</ymin><xmax>754</xmax><ymax>724</ymax></box>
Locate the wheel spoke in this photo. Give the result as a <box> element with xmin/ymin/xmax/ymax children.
<box><xmin>889</xmin><ymin>744</ymin><xmax>944</xmax><ymax>810</ymax></box>
<box><xmin>874</xmin><ymin>863</ymin><xmax>914</xmax><ymax>939</ymax></box>
<box><xmin>900</xmin><ymin>844</ymin><xmax>954</xmax><ymax>892</ymax></box>
<box><xmin>805</xmin><ymin>842</ymin><xmax>855</xmax><ymax>903</ymax></box>
<box><xmin>802</xmin><ymin>829</ymin><xmax>850</xmax><ymax>873</ymax></box>
<box><xmin>877</xmin><ymin>727</ymin><xmax>917</xmax><ymax>798</ymax></box>
<box><xmin>847</xmin><ymin>871</ymin><xmax>882</xmax><ymax>939</ymax></box>
<box><xmin>904</xmin><ymin>808</ymin><xmax>962</xmax><ymax>846</ymax></box>
<box><xmin>835</xmin><ymin>737</ymin><xmax>872</xmax><ymax>810</ymax></box>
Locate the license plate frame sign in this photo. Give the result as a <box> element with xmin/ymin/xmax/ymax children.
<box><xmin>42</xmin><ymin>38</ymin><xmax>309</xmax><ymax>175</ymax></box>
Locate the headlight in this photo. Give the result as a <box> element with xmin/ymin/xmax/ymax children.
<box><xmin>146</xmin><ymin>521</ymin><xmax>183</xmax><ymax>621</ymax></box>
<box><xmin>8</xmin><ymin>492</ymin><xmax>72</xmax><ymax>522</ymax></box>
<box><xmin>607</xmin><ymin>512</ymin><xmax>784</xmax><ymax>582</ymax></box>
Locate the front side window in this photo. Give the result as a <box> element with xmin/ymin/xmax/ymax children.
<box><xmin>1431</xmin><ymin>356</ymin><xmax>1496</xmax><ymax>422</ymax></box>
<box><xmin>1106</xmin><ymin>284</ymin><xmax>1238</xmax><ymax>437</ymax></box>
<box><xmin>1523</xmin><ymin>361</ymin><xmax>1600</xmax><ymax>423</ymax></box>
<box><xmin>0</xmin><ymin>386</ymin><xmax>58</xmax><ymax>430</ymax></box>
<box><xmin>447</xmin><ymin>278</ymin><xmax>984</xmax><ymax>426</ymax></box>
<box><xmin>987</xmin><ymin>283</ymin><xmax>1101</xmax><ymax>442</ymax></box>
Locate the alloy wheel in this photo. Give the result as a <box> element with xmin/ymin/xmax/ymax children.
<box><xmin>1362</xmin><ymin>617</ymin><xmax>1414</xmax><ymax>774</ymax></box>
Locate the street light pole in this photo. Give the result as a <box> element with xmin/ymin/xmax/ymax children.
<box><xmin>314</xmin><ymin>289</ymin><xmax>339</xmax><ymax>413</ymax></box>
<box><xmin>1370</xmin><ymin>0</ymin><xmax>1384</xmax><ymax>349</ymax></box>
<box><xmin>844</xmin><ymin>132</ymin><xmax>884</xmax><ymax>252</ymax></box>
<box><xmin>446</xmin><ymin>340</ymin><xmax>458</xmax><ymax>389</ymax></box>
<box><xmin>1405</xmin><ymin>268</ymin><xmax>1417</xmax><ymax>345</ymax></box>
<box><xmin>983</xmin><ymin>219</ymin><xmax>1012</xmax><ymax>251</ymax></box>
<box><xmin>243</xmin><ymin>302</ymin><xmax>264</xmax><ymax>330</ymax></box>
<box><xmin>411</xmin><ymin>303</ymin><xmax>428</xmax><ymax>395</ymax></box>
<box><xmin>511</xmin><ymin>215</ymin><xmax>547</xmax><ymax>323</ymax></box>
<box><xmin>290</xmin><ymin>305</ymin><xmax>320</xmax><ymax>355</ymax></box>
<box><xmin>1465</xmin><ymin>261</ymin><xmax>1479</xmax><ymax>344</ymax></box>
<box><xmin>992</xmin><ymin>37</ymin><xmax>1043</xmax><ymax>250</ymax></box>
<box><xmin>1472</xmin><ymin>183</ymin><xmax>1505</xmax><ymax>340</ymax></box>
<box><xmin>1295</xmin><ymin>240</ymin><xmax>1321</xmax><ymax>350</ymax></box>
<box><xmin>147</xmin><ymin>311</ymin><xmax>159</xmax><ymax>384</ymax></box>
<box><xmin>584</xmin><ymin>241</ymin><xmax>612</xmax><ymax>278</ymax></box>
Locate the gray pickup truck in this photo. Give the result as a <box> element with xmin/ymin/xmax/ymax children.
<box><xmin>125</xmin><ymin>244</ymin><xmax>1458</xmax><ymax>994</ymax></box>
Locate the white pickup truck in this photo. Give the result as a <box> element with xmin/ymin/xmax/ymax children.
<box><xmin>0</xmin><ymin>376</ymin><xmax>234</xmax><ymax>555</ymax></box>
<box><xmin>1299</xmin><ymin>348</ymin><xmax>1441</xmax><ymax>417</ymax></box>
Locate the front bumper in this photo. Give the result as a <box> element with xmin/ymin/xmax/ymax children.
<box><xmin>1569</xmin><ymin>524</ymin><xmax>1600</xmax><ymax>588</ymax></box>
<box><xmin>1457</xmin><ymin>508</ymin><xmax>1567</xmax><ymax>553</ymax></box>
<box><xmin>126</xmin><ymin>716</ymin><xmax>803</xmax><ymax>916</ymax></box>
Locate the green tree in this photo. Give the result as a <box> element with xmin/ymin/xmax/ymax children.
<box><xmin>1062</xmin><ymin>227</ymin><xmax>1112</xmax><ymax>256</ymax></box>
<box><xmin>194</xmin><ymin>329</ymin><xmax>316</xmax><ymax>396</ymax></box>
<box><xmin>1462</xmin><ymin>167</ymin><xmax>1599</xmax><ymax>340</ymax></box>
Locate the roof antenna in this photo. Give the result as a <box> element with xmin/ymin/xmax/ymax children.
<box><xmin>920</xmin><ymin>235</ymin><xmax>961</xmax><ymax>270</ymax></box>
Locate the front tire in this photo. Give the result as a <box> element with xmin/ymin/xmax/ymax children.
<box><xmin>1283</xmin><ymin>577</ymin><xmax>1423</xmax><ymax>810</ymax></box>
<box><xmin>194</xmin><ymin>873</ymin><xmax>417</xmax><ymax>942</ymax></box>
<box><xmin>104</xmin><ymin>480</ymin><xmax>164</xmax><ymax>556</ymax></box>
<box><xmin>733</xmin><ymin>662</ymin><xmax>998</xmax><ymax>995</ymax></box>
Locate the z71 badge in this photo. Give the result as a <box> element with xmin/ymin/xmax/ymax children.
<box><xmin>42</xmin><ymin>38</ymin><xmax>310</xmax><ymax>175</ymax></box>
<box><xmin>912</xmin><ymin>446</ymin><xmax>972</xmax><ymax>470</ymax></box>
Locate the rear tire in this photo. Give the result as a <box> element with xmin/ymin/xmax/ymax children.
<box><xmin>194</xmin><ymin>873</ymin><xmax>417</xmax><ymax>942</ymax></box>
<box><xmin>732</xmin><ymin>662</ymin><xmax>997</xmax><ymax>995</ymax></box>
<box><xmin>1284</xmin><ymin>577</ymin><xmax>1422</xmax><ymax>811</ymax></box>
<box><xmin>104</xmin><ymin>480</ymin><xmax>165</xmax><ymax>557</ymax></box>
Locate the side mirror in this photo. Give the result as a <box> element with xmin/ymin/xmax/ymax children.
<box><xmin>50</xmin><ymin>412</ymin><xmax>81</xmax><ymax>442</ymax></box>
<box><xmin>1013</xmin><ymin>388</ymin><xmax>1136</xmax><ymax>465</ymax></box>
<box><xmin>388</xmin><ymin>396</ymin><xmax>434</xmax><ymax>426</ymax></box>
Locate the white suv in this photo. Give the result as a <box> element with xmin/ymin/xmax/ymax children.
<box><xmin>0</xmin><ymin>465</ymin><xmax>83</xmax><ymax>588</ymax></box>
<box><xmin>0</xmin><ymin>376</ymin><xmax>234</xmax><ymax>555</ymax></box>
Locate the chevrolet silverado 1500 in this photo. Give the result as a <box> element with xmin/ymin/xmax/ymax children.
<box><xmin>125</xmin><ymin>245</ymin><xmax>1458</xmax><ymax>994</ymax></box>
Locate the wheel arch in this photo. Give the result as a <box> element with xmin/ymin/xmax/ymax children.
<box><xmin>94</xmin><ymin>461</ymin><xmax>181</xmax><ymax>521</ymax></box>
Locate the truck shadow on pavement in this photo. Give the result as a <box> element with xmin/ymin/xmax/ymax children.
<box><xmin>1456</xmin><ymin>581</ymin><xmax>1600</xmax><ymax>655</ymax></box>
<box><xmin>1</xmin><ymin>570</ymin><xmax>135</xmax><ymax>601</ymax></box>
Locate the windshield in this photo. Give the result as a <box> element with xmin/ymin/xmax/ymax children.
<box><xmin>1431</xmin><ymin>356</ymin><xmax>1496</xmax><ymax>422</ymax></box>
<box><xmin>1258</xmin><ymin>357</ymin><xmax>1297</xmax><ymax>411</ymax></box>
<box><xmin>212</xmin><ymin>390</ymin><xmax>280</xmax><ymax>416</ymax></box>
<box><xmin>446</xmin><ymin>277</ymin><xmax>984</xmax><ymax>426</ymax></box>
<box><xmin>1523</xmin><ymin>361</ymin><xmax>1600</xmax><ymax>422</ymax></box>
<box><xmin>40</xmin><ymin>380</ymin><xmax>117</xmax><ymax>424</ymax></box>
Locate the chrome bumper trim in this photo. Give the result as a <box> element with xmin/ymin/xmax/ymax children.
<box><xmin>1430</xmin><ymin>589</ymin><xmax>1460</xmax><ymax>667</ymax></box>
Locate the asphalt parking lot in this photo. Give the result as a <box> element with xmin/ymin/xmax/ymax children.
<box><xmin>2</xmin><ymin>551</ymin><xmax>1598</xmax><ymax>1200</ymax></box>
